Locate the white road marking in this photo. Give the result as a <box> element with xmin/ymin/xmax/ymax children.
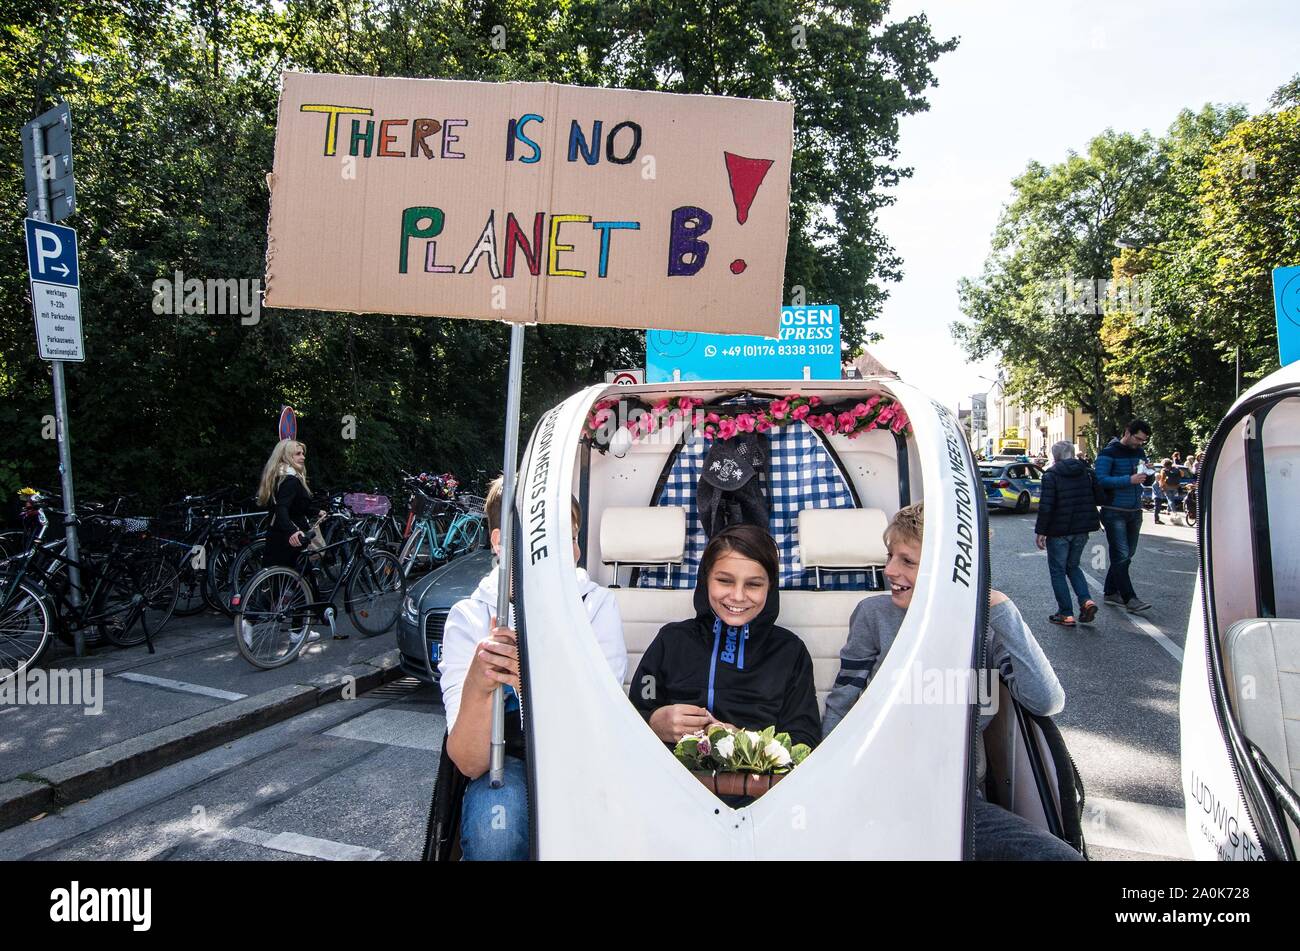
<box><xmin>1083</xmin><ymin>796</ymin><xmax>1191</xmax><ymax>859</ymax></box>
<box><xmin>216</xmin><ymin>824</ymin><xmax>272</xmax><ymax>847</ymax></box>
<box><xmin>263</xmin><ymin>831</ymin><xmax>384</xmax><ymax>861</ymax></box>
<box><xmin>1082</xmin><ymin>570</ymin><xmax>1184</xmax><ymax>664</ymax></box>
<box><xmin>1166</xmin><ymin>569</ymin><xmax>1197</xmax><ymax>575</ymax></box>
<box><xmin>1016</xmin><ymin>551</ymin><xmax>1047</xmax><ymax>557</ymax></box>
<box><xmin>324</xmin><ymin>708</ymin><xmax>445</xmax><ymax>751</ymax></box>
<box><xmin>114</xmin><ymin>672</ymin><xmax>247</xmax><ymax>702</ymax></box>
<box><xmin>214</xmin><ymin>825</ymin><xmax>384</xmax><ymax>860</ymax></box>
<box><xmin>0</xmin><ymin>706</ymin><xmax>17</xmax><ymax>715</ymax></box>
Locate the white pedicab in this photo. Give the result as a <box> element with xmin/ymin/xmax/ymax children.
<box><xmin>424</xmin><ymin>378</ymin><xmax>1086</xmax><ymax>859</ymax></box>
<box><xmin>1180</xmin><ymin>361</ymin><xmax>1300</xmax><ymax>861</ymax></box>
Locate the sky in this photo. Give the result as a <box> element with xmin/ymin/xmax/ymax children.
<box><xmin>869</xmin><ymin>0</ymin><xmax>1300</xmax><ymax>413</ymax></box>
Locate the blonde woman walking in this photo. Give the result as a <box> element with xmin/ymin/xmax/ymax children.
<box><xmin>257</xmin><ymin>439</ymin><xmax>325</xmax><ymax>571</ymax></box>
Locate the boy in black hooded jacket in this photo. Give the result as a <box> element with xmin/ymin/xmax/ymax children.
<box><xmin>629</xmin><ymin>524</ymin><xmax>821</xmax><ymax>751</ymax></box>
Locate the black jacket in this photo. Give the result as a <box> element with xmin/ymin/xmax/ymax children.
<box><xmin>1034</xmin><ymin>459</ymin><xmax>1104</xmax><ymax>537</ymax></box>
<box><xmin>629</xmin><ymin>574</ymin><xmax>821</xmax><ymax>749</ymax></box>
<box><xmin>264</xmin><ymin>472</ymin><xmax>313</xmax><ymax>569</ymax></box>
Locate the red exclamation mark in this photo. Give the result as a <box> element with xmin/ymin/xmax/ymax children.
<box><xmin>723</xmin><ymin>151</ymin><xmax>775</xmax><ymax>274</ymax></box>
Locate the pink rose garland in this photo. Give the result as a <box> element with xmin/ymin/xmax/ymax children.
<box><xmin>582</xmin><ymin>392</ymin><xmax>911</xmax><ymax>445</ymax></box>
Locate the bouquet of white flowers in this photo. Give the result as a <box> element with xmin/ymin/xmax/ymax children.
<box><xmin>674</xmin><ymin>725</ymin><xmax>811</xmax><ymax>776</ymax></box>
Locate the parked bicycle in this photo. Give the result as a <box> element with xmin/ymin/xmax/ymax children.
<box><xmin>343</xmin><ymin>489</ymin><xmax>402</xmax><ymax>554</ymax></box>
<box><xmin>396</xmin><ymin>482</ymin><xmax>487</xmax><ymax>579</ymax></box>
<box><xmin>0</xmin><ymin>496</ymin><xmax>179</xmax><ymax>684</ymax></box>
<box><xmin>231</xmin><ymin>519</ymin><xmax>406</xmax><ymax>669</ymax></box>
<box><xmin>204</xmin><ymin>510</ymin><xmax>271</xmax><ymax>617</ymax></box>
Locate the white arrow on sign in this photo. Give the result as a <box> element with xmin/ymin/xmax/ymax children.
<box><xmin>52</xmin><ymin>263</ymin><xmax>69</xmax><ymax>277</ymax></box>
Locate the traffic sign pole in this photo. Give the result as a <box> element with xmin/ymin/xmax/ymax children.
<box><xmin>31</xmin><ymin>120</ymin><xmax>85</xmax><ymax>652</ymax></box>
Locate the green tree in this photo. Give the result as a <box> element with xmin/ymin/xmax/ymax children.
<box><xmin>0</xmin><ymin>0</ymin><xmax>954</xmax><ymax>510</ymax></box>
<box><xmin>1100</xmin><ymin>103</ymin><xmax>1249</xmax><ymax>452</ymax></box>
<box><xmin>955</xmin><ymin>88</ymin><xmax>1299</xmax><ymax>455</ymax></box>
<box><xmin>574</xmin><ymin>0</ymin><xmax>957</xmax><ymax>347</ymax></box>
<box><xmin>953</xmin><ymin>131</ymin><xmax>1163</xmax><ymax>444</ymax></box>
<box><xmin>1194</xmin><ymin>100</ymin><xmax>1300</xmax><ymax>393</ymax></box>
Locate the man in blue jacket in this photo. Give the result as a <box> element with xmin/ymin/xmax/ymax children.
<box><xmin>1093</xmin><ymin>419</ymin><xmax>1154</xmax><ymax>614</ymax></box>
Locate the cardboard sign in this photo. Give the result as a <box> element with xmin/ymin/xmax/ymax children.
<box><xmin>264</xmin><ymin>72</ymin><xmax>792</xmax><ymax>338</ymax></box>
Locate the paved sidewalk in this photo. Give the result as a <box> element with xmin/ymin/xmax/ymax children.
<box><xmin>0</xmin><ymin>608</ymin><xmax>408</xmax><ymax>830</ymax></box>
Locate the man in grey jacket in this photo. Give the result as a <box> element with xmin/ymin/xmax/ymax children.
<box><xmin>822</xmin><ymin>502</ymin><xmax>1081</xmax><ymax>861</ymax></box>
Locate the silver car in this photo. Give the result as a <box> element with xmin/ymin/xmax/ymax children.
<box><xmin>395</xmin><ymin>548</ymin><xmax>494</xmax><ymax>684</ymax></box>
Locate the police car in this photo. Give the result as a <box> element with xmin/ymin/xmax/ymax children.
<box><xmin>979</xmin><ymin>458</ymin><xmax>1043</xmax><ymax>513</ymax></box>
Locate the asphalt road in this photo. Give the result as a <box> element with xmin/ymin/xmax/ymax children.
<box><xmin>988</xmin><ymin>507</ymin><xmax>1197</xmax><ymax>860</ymax></box>
<box><xmin>0</xmin><ymin>677</ymin><xmax>442</xmax><ymax>861</ymax></box>
<box><xmin>1</xmin><ymin>506</ymin><xmax>1198</xmax><ymax>862</ymax></box>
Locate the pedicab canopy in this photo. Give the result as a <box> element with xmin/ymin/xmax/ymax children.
<box><xmin>263</xmin><ymin>71</ymin><xmax>793</xmax><ymax>337</ymax></box>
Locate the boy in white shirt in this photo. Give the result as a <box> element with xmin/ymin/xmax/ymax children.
<box><xmin>437</xmin><ymin>477</ymin><xmax>626</xmax><ymax>860</ymax></box>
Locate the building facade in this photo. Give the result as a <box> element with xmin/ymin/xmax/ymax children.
<box><xmin>983</xmin><ymin>374</ymin><xmax>1093</xmax><ymax>459</ymax></box>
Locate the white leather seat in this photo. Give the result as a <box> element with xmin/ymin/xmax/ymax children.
<box><xmin>799</xmin><ymin>507</ymin><xmax>889</xmax><ymax>587</ymax></box>
<box><xmin>601</xmin><ymin>506</ymin><xmax>686</xmax><ymax>568</ymax></box>
<box><xmin>780</xmin><ymin>590</ymin><xmax>888</xmax><ymax>712</ymax></box>
<box><xmin>1223</xmin><ymin>617</ymin><xmax>1300</xmax><ymax>851</ymax></box>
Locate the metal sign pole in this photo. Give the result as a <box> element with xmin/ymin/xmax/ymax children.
<box><xmin>31</xmin><ymin>122</ymin><xmax>84</xmax><ymax>654</ymax></box>
<box><xmin>490</xmin><ymin>321</ymin><xmax>526</xmax><ymax>788</ymax></box>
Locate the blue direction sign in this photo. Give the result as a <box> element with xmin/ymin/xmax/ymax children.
<box><xmin>1273</xmin><ymin>265</ymin><xmax>1300</xmax><ymax>368</ymax></box>
<box><xmin>646</xmin><ymin>305</ymin><xmax>842</xmax><ymax>383</ymax></box>
<box><xmin>24</xmin><ymin>218</ymin><xmax>83</xmax><ymax>362</ymax></box>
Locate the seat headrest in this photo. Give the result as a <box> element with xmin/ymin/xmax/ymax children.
<box><xmin>799</xmin><ymin>507</ymin><xmax>889</xmax><ymax>567</ymax></box>
<box><xmin>601</xmin><ymin>507</ymin><xmax>686</xmax><ymax>564</ymax></box>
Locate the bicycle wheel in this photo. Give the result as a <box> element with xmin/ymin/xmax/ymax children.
<box><xmin>453</xmin><ymin>516</ymin><xmax>487</xmax><ymax>558</ymax></box>
<box><xmin>344</xmin><ymin>550</ymin><xmax>406</xmax><ymax>636</ymax></box>
<box><xmin>397</xmin><ymin>528</ymin><xmax>427</xmax><ymax>579</ymax></box>
<box><xmin>0</xmin><ymin>575</ymin><xmax>53</xmax><ymax>685</ymax></box>
<box><xmin>234</xmin><ymin>566</ymin><xmax>314</xmax><ymax>668</ymax></box>
<box><xmin>44</xmin><ymin>561</ymin><xmax>108</xmax><ymax>649</ymax></box>
<box><xmin>97</xmin><ymin>552</ymin><xmax>178</xmax><ymax>647</ymax></box>
<box><xmin>317</xmin><ymin>516</ymin><xmax>350</xmax><ymax>583</ymax></box>
<box><xmin>360</xmin><ymin>515</ymin><xmax>400</xmax><ymax>555</ymax></box>
<box><xmin>225</xmin><ymin>538</ymin><xmax>266</xmax><ymax>609</ymax></box>
<box><xmin>172</xmin><ymin>551</ymin><xmax>209</xmax><ymax>616</ymax></box>
<box><xmin>137</xmin><ymin>550</ymin><xmax>181</xmax><ymax>635</ymax></box>
<box><xmin>205</xmin><ymin>539</ymin><xmax>238</xmax><ymax>615</ymax></box>
<box><xmin>375</xmin><ymin>517</ymin><xmax>402</xmax><ymax>554</ymax></box>
<box><xmin>0</xmin><ymin>531</ymin><xmax>28</xmax><ymax>562</ymax></box>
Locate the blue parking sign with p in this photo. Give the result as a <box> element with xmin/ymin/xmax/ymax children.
<box><xmin>25</xmin><ymin>218</ymin><xmax>79</xmax><ymax>287</ymax></box>
<box><xmin>25</xmin><ymin>217</ymin><xmax>84</xmax><ymax>362</ymax></box>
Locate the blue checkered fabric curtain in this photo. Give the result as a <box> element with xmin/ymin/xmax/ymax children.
<box><xmin>637</xmin><ymin>420</ymin><xmax>868</xmax><ymax>590</ymax></box>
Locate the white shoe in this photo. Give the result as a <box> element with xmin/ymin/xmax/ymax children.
<box><xmin>290</xmin><ymin>627</ymin><xmax>322</xmax><ymax>645</ymax></box>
